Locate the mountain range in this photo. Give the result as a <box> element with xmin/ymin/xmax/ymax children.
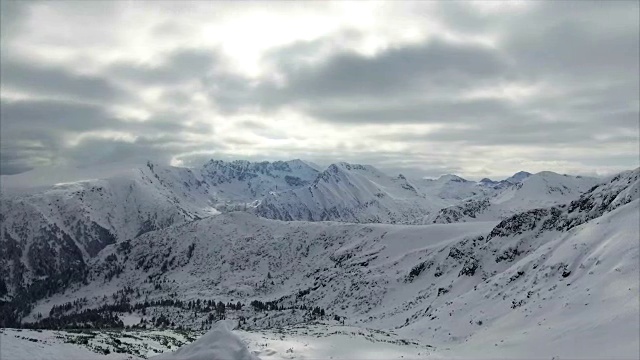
<box><xmin>1</xmin><ymin>159</ymin><xmax>638</xmax><ymax>359</ymax></box>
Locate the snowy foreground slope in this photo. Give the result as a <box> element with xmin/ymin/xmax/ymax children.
<box><xmin>1</xmin><ymin>324</ymin><xmax>435</xmax><ymax>360</ymax></box>
<box><xmin>0</xmin><ymin>328</ymin><xmax>199</xmax><ymax>360</ymax></box>
<box><xmin>152</xmin><ymin>321</ymin><xmax>258</xmax><ymax>360</ymax></box>
<box><xmin>5</xmin><ymin>168</ymin><xmax>636</xmax><ymax>359</ymax></box>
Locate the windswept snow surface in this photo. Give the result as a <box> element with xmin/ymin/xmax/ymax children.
<box><xmin>152</xmin><ymin>321</ymin><xmax>258</xmax><ymax>360</ymax></box>
<box><xmin>237</xmin><ymin>324</ymin><xmax>434</xmax><ymax>360</ymax></box>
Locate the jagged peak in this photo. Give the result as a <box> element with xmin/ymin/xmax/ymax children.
<box><xmin>201</xmin><ymin>159</ymin><xmax>318</xmax><ymax>175</ymax></box>
<box><xmin>325</xmin><ymin>162</ymin><xmax>378</xmax><ymax>173</ymax></box>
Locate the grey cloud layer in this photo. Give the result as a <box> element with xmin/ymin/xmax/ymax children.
<box><xmin>2</xmin><ymin>60</ymin><xmax>125</xmax><ymax>102</ymax></box>
<box><xmin>110</xmin><ymin>49</ymin><xmax>219</xmax><ymax>85</ymax></box>
<box><xmin>0</xmin><ymin>1</ymin><xmax>638</xmax><ymax>177</ymax></box>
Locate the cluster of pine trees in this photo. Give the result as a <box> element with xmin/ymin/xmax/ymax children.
<box><xmin>0</xmin><ymin>269</ymin><xmax>89</xmax><ymax>328</ymax></box>
<box><xmin>250</xmin><ymin>300</ymin><xmax>327</xmax><ymax>318</ymax></box>
<box><xmin>8</xmin><ymin>280</ymin><xmax>336</xmax><ymax>330</ymax></box>
<box><xmin>24</xmin><ymin>308</ymin><xmax>124</xmax><ymax>330</ymax></box>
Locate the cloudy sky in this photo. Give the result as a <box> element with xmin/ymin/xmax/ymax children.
<box><xmin>1</xmin><ymin>1</ymin><xmax>638</xmax><ymax>179</ymax></box>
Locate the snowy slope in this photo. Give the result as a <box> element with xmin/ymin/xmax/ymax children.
<box><xmin>152</xmin><ymin>321</ymin><xmax>258</xmax><ymax>360</ymax></box>
<box><xmin>428</xmin><ymin>171</ymin><xmax>600</xmax><ymax>223</ymax></box>
<box><xmin>256</xmin><ymin>162</ymin><xmax>455</xmax><ymax>224</ymax></box>
<box><xmin>0</xmin><ymin>159</ymin><xmax>318</xmax><ymax>304</ymax></box>
<box><xmin>4</xmin><ymin>164</ymin><xmax>639</xmax><ymax>359</ymax></box>
<box><xmin>0</xmin><ymin>328</ymin><xmax>202</xmax><ymax>360</ymax></box>
<box><xmin>1</xmin><ymin>163</ymin><xmax>206</xmax><ymax>301</ymax></box>
<box><xmin>402</xmin><ymin>198</ymin><xmax>639</xmax><ymax>359</ymax></box>
<box><xmin>17</xmin><ymin>169</ymin><xmax>636</xmax><ymax>357</ymax></box>
<box><xmin>33</xmin><ymin>213</ymin><xmax>493</xmax><ymax>316</ymax></box>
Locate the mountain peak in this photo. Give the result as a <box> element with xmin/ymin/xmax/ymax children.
<box><xmin>437</xmin><ymin>174</ymin><xmax>468</xmax><ymax>183</ymax></box>
<box><xmin>504</xmin><ymin>171</ymin><xmax>532</xmax><ymax>184</ymax></box>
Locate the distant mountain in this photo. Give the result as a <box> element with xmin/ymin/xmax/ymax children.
<box><xmin>478</xmin><ymin>170</ymin><xmax>532</xmax><ymax>190</ymax></box>
<box><xmin>428</xmin><ymin>171</ymin><xmax>600</xmax><ymax>223</ymax></box>
<box><xmin>415</xmin><ymin>174</ymin><xmax>490</xmax><ymax>200</ymax></box>
<box><xmin>201</xmin><ymin>159</ymin><xmax>319</xmax><ymax>202</ymax></box>
<box><xmin>255</xmin><ymin>162</ymin><xmax>454</xmax><ymax>224</ymax></box>
<box><xmin>504</xmin><ymin>170</ymin><xmax>532</xmax><ymax>184</ymax></box>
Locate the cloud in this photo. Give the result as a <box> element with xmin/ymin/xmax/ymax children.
<box><xmin>1</xmin><ymin>60</ymin><xmax>124</xmax><ymax>102</ymax></box>
<box><xmin>109</xmin><ymin>49</ymin><xmax>218</xmax><ymax>85</ymax></box>
<box><xmin>0</xmin><ymin>99</ymin><xmax>115</xmax><ymax>133</ymax></box>
<box><xmin>0</xmin><ymin>1</ymin><xmax>31</xmax><ymax>43</ymax></box>
<box><xmin>0</xmin><ymin>1</ymin><xmax>637</xmax><ymax>178</ymax></box>
<box><xmin>280</xmin><ymin>38</ymin><xmax>507</xmax><ymax>99</ymax></box>
<box><xmin>208</xmin><ymin>37</ymin><xmax>511</xmax><ymax>113</ymax></box>
<box><xmin>0</xmin><ymin>98</ymin><xmax>216</xmax><ymax>174</ymax></box>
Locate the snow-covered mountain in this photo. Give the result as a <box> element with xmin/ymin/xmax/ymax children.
<box><xmin>3</xmin><ymin>158</ymin><xmax>638</xmax><ymax>358</ymax></box>
<box><xmin>255</xmin><ymin>162</ymin><xmax>462</xmax><ymax>224</ymax></box>
<box><xmin>15</xmin><ymin>167</ymin><xmax>637</xmax><ymax>358</ymax></box>
<box><xmin>427</xmin><ymin>171</ymin><xmax>600</xmax><ymax>223</ymax></box>
<box><xmin>415</xmin><ymin>174</ymin><xmax>491</xmax><ymax>200</ymax></box>
<box><xmin>0</xmin><ymin>159</ymin><xmax>319</xmax><ymax>304</ymax></box>
<box><xmin>478</xmin><ymin>171</ymin><xmax>532</xmax><ymax>189</ymax></box>
<box><xmin>200</xmin><ymin>159</ymin><xmax>320</xmax><ymax>203</ymax></box>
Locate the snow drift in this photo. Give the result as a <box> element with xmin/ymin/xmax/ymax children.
<box><xmin>152</xmin><ymin>321</ymin><xmax>259</xmax><ymax>360</ymax></box>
